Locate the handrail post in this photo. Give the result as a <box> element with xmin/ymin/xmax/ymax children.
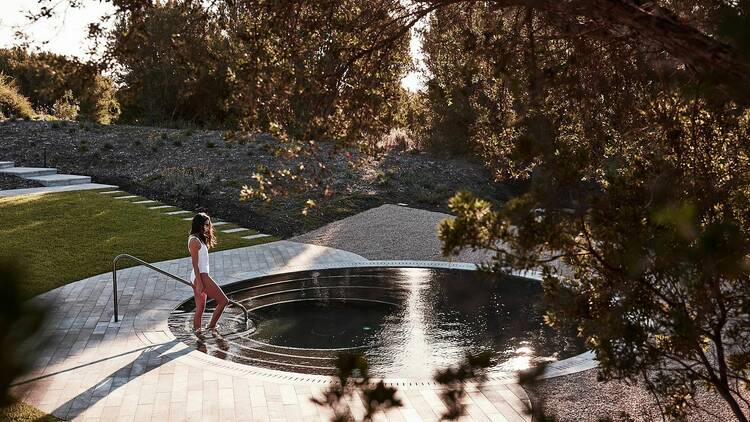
<box><xmin>112</xmin><ymin>260</ymin><xmax>119</xmax><ymax>323</ymax></box>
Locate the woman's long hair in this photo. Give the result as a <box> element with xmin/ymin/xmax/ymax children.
<box><xmin>190</xmin><ymin>212</ymin><xmax>217</xmax><ymax>249</ymax></box>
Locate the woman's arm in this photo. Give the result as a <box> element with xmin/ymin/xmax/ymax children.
<box><xmin>188</xmin><ymin>238</ymin><xmax>204</xmax><ymax>290</ymax></box>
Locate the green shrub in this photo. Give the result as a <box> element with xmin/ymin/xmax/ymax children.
<box><xmin>0</xmin><ymin>74</ymin><xmax>34</xmax><ymax>119</ymax></box>
<box><xmin>52</xmin><ymin>90</ymin><xmax>79</xmax><ymax>121</ymax></box>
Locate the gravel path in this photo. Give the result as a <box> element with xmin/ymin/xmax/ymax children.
<box><xmin>293</xmin><ymin>204</ymin><xmax>749</xmax><ymax>422</ymax></box>
<box><xmin>291</xmin><ymin>203</ymin><xmax>495</xmax><ymax>262</ymax></box>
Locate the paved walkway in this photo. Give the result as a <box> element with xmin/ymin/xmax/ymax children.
<box><xmin>12</xmin><ymin>241</ymin><xmax>534</xmax><ymax>422</ymax></box>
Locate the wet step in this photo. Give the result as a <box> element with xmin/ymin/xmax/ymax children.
<box><xmin>0</xmin><ymin>161</ymin><xmax>14</xmax><ymax>169</ymax></box>
<box><xmin>26</xmin><ymin>174</ymin><xmax>91</xmax><ymax>186</ymax></box>
<box><xmin>0</xmin><ymin>167</ymin><xmax>57</xmax><ymax>177</ymax></box>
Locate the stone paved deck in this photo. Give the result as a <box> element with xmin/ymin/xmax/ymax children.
<box><xmin>12</xmin><ymin>240</ymin><xmax>534</xmax><ymax>421</ymax></box>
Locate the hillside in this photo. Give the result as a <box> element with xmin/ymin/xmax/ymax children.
<box><xmin>0</xmin><ymin>120</ymin><xmax>518</xmax><ymax>237</ymax></box>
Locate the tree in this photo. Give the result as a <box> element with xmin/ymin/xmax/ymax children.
<box><xmin>436</xmin><ymin>2</ymin><xmax>750</xmax><ymax>418</ymax></box>
<box><xmin>0</xmin><ymin>48</ymin><xmax>120</xmax><ymax>124</ymax></box>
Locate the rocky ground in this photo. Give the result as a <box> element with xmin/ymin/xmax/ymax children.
<box><xmin>0</xmin><ymin>120</ymin><xmax>519</xmax><ymax>236</ymax></box>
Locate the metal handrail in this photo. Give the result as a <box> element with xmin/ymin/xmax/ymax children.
<box><xmin>112</xmin><ymin>254</ymin><xmax>249</xmax><ymax>327</ymax></box>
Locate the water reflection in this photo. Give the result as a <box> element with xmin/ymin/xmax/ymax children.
<box><xmin>168</xmin><ymin>267</ymin><xmax>585</xmax><ymax>378</ymax></box>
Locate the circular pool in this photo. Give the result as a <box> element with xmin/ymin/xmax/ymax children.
<box><xmin>168</xmin><ymin>266</ymin><xmax>585</xmax><ymax>379</ymax></box>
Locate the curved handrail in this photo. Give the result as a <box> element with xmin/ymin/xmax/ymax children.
<box><xmin>112</xmin><ymin>254</ymin><xmax>249</xmax><ymax>327</ymax></box>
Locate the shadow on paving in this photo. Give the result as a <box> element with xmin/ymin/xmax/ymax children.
<box><xmin>24</xmin><ymin>340</ymin><xmax>190</xmax><ymax>420</ymax></box>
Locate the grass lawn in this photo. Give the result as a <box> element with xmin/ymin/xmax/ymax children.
<box><xmin>2</xmin><ymin>189</ymin><xmax>276</xmax><ymax>300</ymax></box>
<box><xmin>0</xmin><ymin>401</ymin><xmax>63</xmax><ymax>422</ymax></box>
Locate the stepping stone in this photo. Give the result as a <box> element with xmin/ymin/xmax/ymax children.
<box><xmin>166</xmin><ymin>210</ymin><xmax>190</xmax><ymax>215</ymax></box>
<box><xmin>182</xmin><ymin>217</ymin><xmax>193</xmax><ymax>221</ymax></box>
<box><xmin>0</xmin><ymin>161</ymin><xmax>14</xmax><ymax>169</ymax></box>
<box><xmin>25</xmin><ymin>174</ymin><xmax>91</xmax><ymax>186</ymax></box>
<box><xmin>148</xmin><ymin>205</ymin><xmax>172</xmax><ymax>210</ymax></box>
<box><xmin>212</xmin><ymin>221</ymin><xmax>229</xmax><ymax>226</ymax></box>
<box><xmin>100</xmin><ymin>190</ymin><xmax>123</xmax><ymax>194</ymax></box>
<box><xmin>132</xmin><ymin>200</ymin><xmax>156</xmax><ymax>204</ymax></box>
<box><xmin>242</xmin><ymin>233</ymin><xmax>271</xmax><ymax>240</ymax></box>
<box><xmin>0</xmin><ymin>167</ymin><xmax>57</xmax><ymax>177</ymax></box>
<box><xmin>113</xmin><ymin>195</ymin><xmax>138</xmax><ymax>199</ymax></box>
<box><xmin>221</xmin><ymin>228</ymin><xmax>249</xmax><ymax>233</ymax></box>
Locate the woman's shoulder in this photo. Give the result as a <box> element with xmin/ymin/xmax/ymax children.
<box><xmin>188</xmin><ymin>235</ymin><xmax>201</xmax><ymax>246</ymax></box>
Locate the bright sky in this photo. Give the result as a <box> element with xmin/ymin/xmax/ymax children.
<box><xmin>0</xmin><ymin>0</ymin><xmax>426</xmax><ymax>90</ymax></box>
<box><xmin>0</xmin><ymin>0</ymin><xmax>115</xmax><ymax>59</ymax></box>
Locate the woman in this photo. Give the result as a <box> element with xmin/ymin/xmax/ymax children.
<box><xmin>188</xmin><ymin>212</ymin><xmax>229</xmax><ymax>332</ymax></box>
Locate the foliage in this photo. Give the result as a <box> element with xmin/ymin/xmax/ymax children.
<box><xmin>52</xmin><ymin>90</ymin><xmax>79</xmax><ymax>121</ymax></box>
<box><xmin>0</xmin><ymin>260</ymin><xmax>47</xmax><ymax>406</ymax></box>
<box><xmin>107</xmin><ymin>0</ymin><xmax>410</xmax><ymax>137</ymax></box>
<box><xmin>311</xmin><ymin>353</ymin><xmax>402</xmax><ymax>422</ymax></box>
<box><xmin>0</xmin><ymin>48</ymin><xmax>119</xmax><ymax>124</ymax></box>
<box><xmin>0</xmin><ymin>400</ymin><xmax>62</xmax><ymax>422</ymax></box>
<box><xmin>0</xmin><ymin>74</ymin><xmax>35</xmax><ymax>120</ymax></box>
<box><xmin>314</xmin><ymin>352</ymin><xmax>493</xmax><ymax>422</ymax></box>
<box><xmin>432</xmin><ymin>351</ymin><xmax>493</xmax><ymax>420</ymax></box>
<box><xmin>431</xmin><ymin>2</ymin><xmax>750</xmax><ymax>421</ymax></box>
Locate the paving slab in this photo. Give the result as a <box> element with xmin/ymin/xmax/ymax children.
<box><xmin>165</xmin><ymin>210</ymin><xmax>190</xmax><ymax>215</ymax></box>
<box><xmin>0</xmin><ymin>183</ymin><xmax>119</xmax><ymax>197</ymax></box>
<box><xmin>242</xmin><ymin>234</ymin><xmax>271</xmax><ymax>240</ymax></box>
<box><xmin>148</xmin><ymin>205</ymin><xmax>173</xmax><ymax>210</ymax></box>
<box><xmin>132</xmin><ymin>200</ymin><xmax>156</xmax><ymax>204</ymax></box>
<box><xmin>25</xmin><ymin>174</ymin><xmax>91</xmax><ymax>187</ymax></box>
<box><xmin>0</xmin><ymin>166</ymin><xmax>57</xmax><ymax>177</ymax></box>
<box><xmin>221</xmin><ymin>228</ymin><xmax>249</xmax><ymax>233</ymax></box>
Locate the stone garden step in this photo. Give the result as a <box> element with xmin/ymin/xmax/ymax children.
<box><xmin>25</xmin><ymin>174</ymin><xmax>91</xmax><ymax>186</ymax></box>
<box><xmin>221</xmin><ymin>228</ymin><xmax>250</xmax><ymax>233</ymax></box>
<box><xmin>0</xmin><ymin>161</ymin><xmax>14</xmax><ymax>169</ymax></box>
<box><xmin>242</xmin><ymin>233</ymin><xmax>272</xmax><ymax>240</ymax></box>
<box><xmin>0</xmin><ymin>166</ymin><xmax>57</xmax><ymax>177</ymax></box>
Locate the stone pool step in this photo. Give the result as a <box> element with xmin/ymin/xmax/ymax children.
<box><xmin>0</xmin><ymin>166</ymin><xmax>57</xmax><ymax>177</ymax></box>
<box><xmin>0</xmin><ymin>161</ymin><xmax>14</xmax><ymax>169</ymax></box>
<box><xmin>26</xmin><ymin>174</ymin><xmax>92</xmax><ymax>186</ymax></box>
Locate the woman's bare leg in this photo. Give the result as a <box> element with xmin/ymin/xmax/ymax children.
<box><xmin>193</xmin><ymin>277</ymin><xmax>207</xmax><ymax>330</ymax></box>
<box><xmin>202</xmin><ymin>274</ymin><xmax>229</xmax><ymax>329</ymax></box>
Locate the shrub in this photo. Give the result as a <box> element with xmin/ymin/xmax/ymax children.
<box><xmin>78</xmin><ymin>75</ymin><xmax>120</xmax><ymax>124</ymax></box>
<box><xmin>52</xmin><ymin>90</ymin><xmax>80</xmax><ymax>121</ymax></box>
<box><xmin>0</xmin><ymin>74</ymin><xmax>34</xmax><ymax>119</ymax></box>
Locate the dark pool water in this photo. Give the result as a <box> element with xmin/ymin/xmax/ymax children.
<box><xmin>168</xmin><ymin>267</ymin><xmax>585</xmax><ymax>378</ymax></box>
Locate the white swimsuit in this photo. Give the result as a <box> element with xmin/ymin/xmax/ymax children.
<box><xmin>188</xmin><ymin>235</ymin><xmax>210</xmax><ymax>281</ymax></box>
